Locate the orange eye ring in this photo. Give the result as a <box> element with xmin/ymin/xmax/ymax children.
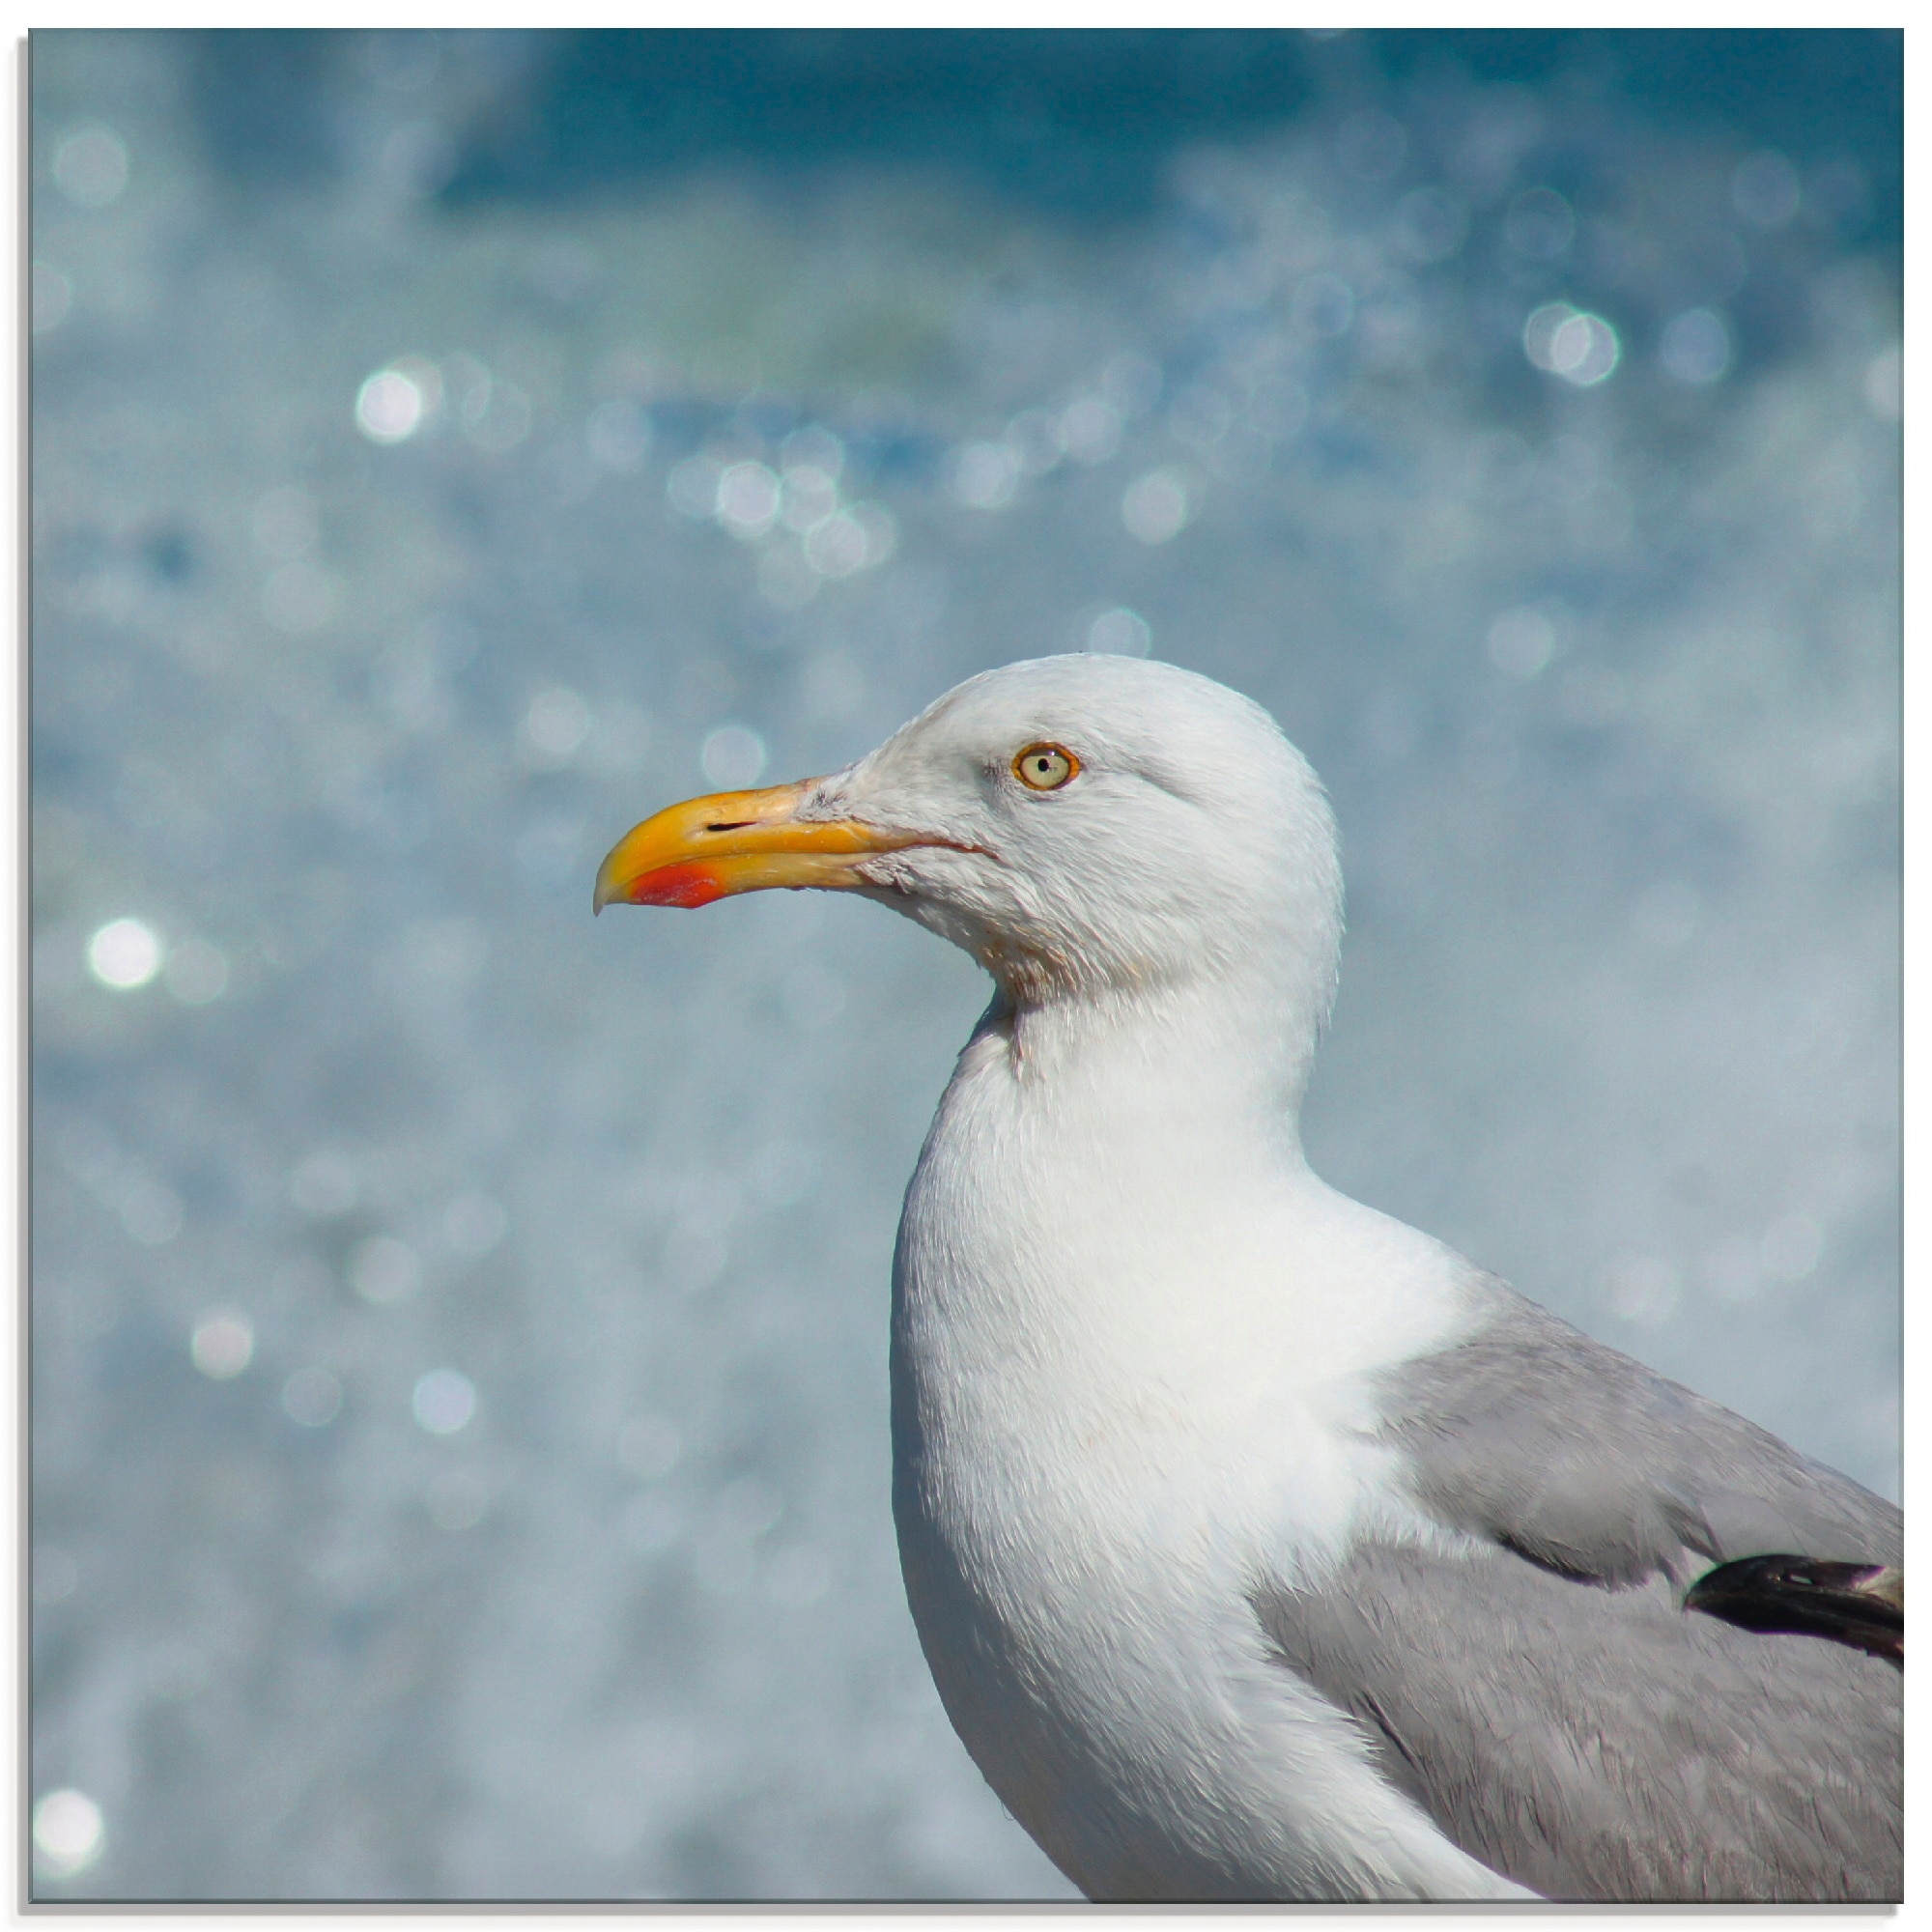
<box><xmin>1013</xmin><ymin>742</ymin><xmax>1080</xmax><ymax>791</ymax></box>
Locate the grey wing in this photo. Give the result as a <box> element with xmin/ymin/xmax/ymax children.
<box><xmin>1257</xmin><ymin>1542</ymin><xmax>1901</xmax><ymax>1901</ymax></box>
<box><xmin>1380</xmin><ymin>1282</ymin><xmax>1900</xmax><ymax>1581</ymax></box>
<box><xmin>1255</xmin><ymin>1281</ymin><xmax>1901</xmax><ymax>1903</ymax></box>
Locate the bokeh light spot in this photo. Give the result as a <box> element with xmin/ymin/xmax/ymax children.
<box><xmin>1006</xmin><ymin>408</ymin><xmax>1064</xmax><ymax>474</ymax></box>
<box><xmin>1058</xmin><ymin>396</ymin><xmax>1122</xmax><ymax>465</ymax></box>
<box><xmin>350</xmin><ymin>1236</ymin><xmax>421</xmax><ymax>1306</ymax></box>
<box><xmin>1660</xmin><ymin>309</ymin><xmax>1731</xmax><ymax>385</ymax></box>
<box><xmin>445</xmin><ymin>1191</ymin><xmax>509</xmax><ymax>1259</ymax></box>
<box><xmin>53</xmin><ymin>126</ymin><xmax>128</xmax><ymax>208</ymax></box>
<box><xmin>586</xmin><ymin>397</ymin><xmax>652</xmax><ymax>471</ymax></box>
<box><xmin>1552</xmin><ymin>314</ymin><xmax>1618</xmax><ymax>385</ymax></box>
<box><xmin>413</xmin><ymin>1367</ymin><xmax>477</xmax><ymax>1435</ymax></box>
<box><xmin>667</xmin><ymin>453</ymin><xmax>724</xmax><ymax>519</ymax></box>
<box><xmin>803</xmin><ymin>512</ymin><xmax>869</xmax><ymax>578</ymax></box>
<box><xmin>466</xmin><ymin>376</ymin><xmax>530</xmax><ymax>452</ymax></box>
<box><xmin>1486</xmin><ymin>607</ymin><xmax>1557</xmax><ymax>679</ymax></box>
<box><xmin>1505</xmin><ymin>186</ymin><xmax>1575</xmax><ymax>261</ymax></box>
<box><xmin>780</xmin><ymin>464</ymin><xmax>839</xmax><ymax>534</ymax></box>
<box><xmin>355</xmin><ymin>362</ymin><xmax>438</xmax><ymax>443</ymax></box>
<box><xmin>850</xmin><ymin>502</ymin><xmax>896</xmax><ymax>567</ymax></box>
<box><xmin>120</xmin><ymin>1179</ymin><xmax>183</xmax><ymax>1246</ymax></box>
<box><xmin>87</xmin><ymin>917</ymin><xmax>162</xmax><ymax>990</ymax></box>
<box><xmin>1335</xmin><ymin>109</ymin><xmax>1406</xmax><ymax>182</ymax></box>
<box><xmin>1600</xmin><ymin>1252</ymin><xmax>1681</xmax><ymax>1325</ymax></box>
<box><xmin>1393</xmin><ymin>186</ymin><xmax>1468</xmax><ymax>263</ymax></box>
<box><xmin>281</xmin><ymin>1366</ymin><xmax>343</xmax><ymax>1428</ymax></box>
<box><xmin>32</xmin><ymin>261</ymin><xmax>72</xmax><ymax>334</ymax></box>
<box><xmin>1524</xmin><ymin>304</ymin><xmax>1619</xmax><ymax>386</ymax></box>
<box><xmin>190</xmin><ymin>1310</ymin><xmax>254</xmax><ymax>1380</ymax></box>
<box><xmin>1122</xmin><ymin>470</ymin><xmax>1189</xmax><ymax>544</ymax></box>
<box><xmin>164</xmin><ymin>938</ymin><xmax>230</xmax><ymax>1006</ymax></box>
<box><xmin>521</xmin><ymin>686</ymin><xmax>592</xmax><ymax>769</ymax></box>
<box><xmin>1087</xmin><ymin>608</ymin><xmax>1151</xmax><ymax>657</ymax></box>
<box><xmin>780</xmin><ymin>424</ymin><xmax>844</xmax><ymax>477</ymax></box>
<box><xmin>716</xmin><ymin>461</ymin><xmax>781</xmax><ymax>537</ymax></box>
<box><xmin>33</xmin><ymin>1788</ymin><xmax>104</xmax><ymax>1877</ymax></box>
<box><xmin>1863</xmin><ymin>344</ymin><xmax>1901</xmax><ymax>422</ymax></box>
<box><xmin>699</xmin><ymin>724</ymin><xmax>767</xmax><ymax>788</ymax></box>
<box><xmin>758</xmin><ymin>544</ymin><xmax>818</xmax><ymax>609</ymax></box>
<box><xmin>951</xmin><ymin>441</ymin><xmax>1021</xmax><ymax>509</ymax></box>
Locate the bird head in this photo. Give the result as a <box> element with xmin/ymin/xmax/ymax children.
<box><xmin>596</xmin><ymin>655</ymin><xmax>1342</xmax><ymax>1020</ymax></box>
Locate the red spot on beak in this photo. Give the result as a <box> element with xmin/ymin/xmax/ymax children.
<box><xmin>625</xmin><ymin>863</ymin><xmax>728</xmax><ymax>909</ymax></box>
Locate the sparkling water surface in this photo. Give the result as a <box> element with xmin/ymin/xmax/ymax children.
<box><xmin>30</xmin><ymin>29</ymin><xmax>1899</xmax><ymax>1901</ymax></box>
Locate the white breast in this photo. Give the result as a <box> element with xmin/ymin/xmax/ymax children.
<box><xmin>888</xmin><ymin>1009</ymin><xmax>1533</xmax><ymax>1902</ymax></box>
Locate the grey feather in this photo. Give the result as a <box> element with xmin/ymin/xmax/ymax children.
<box><xmin>1256</xmin><ymin>1544</ymin><xmax>1901</xmax><ymax>1901</ymax></box>
<box><xmin>1254</xmin><ymin>1279</ymin><xmax>1901</xmax><ymax>1902</ymax></box>
<box><xmin>1378</xmin><ymin>1278</ymin><xmax>1900</xmax><ymax>1583</ymax></box>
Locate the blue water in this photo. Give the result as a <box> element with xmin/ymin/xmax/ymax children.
<box><xmin>30</xmin><ymin>29</ymin><xmax>1899</xmax><ymax>1900</ymax></box>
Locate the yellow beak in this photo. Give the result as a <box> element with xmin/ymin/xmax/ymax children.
<box><xmin>593</xmin><ymin>781</ymin><xmax>929</xmax><ymax>913</ymax></box>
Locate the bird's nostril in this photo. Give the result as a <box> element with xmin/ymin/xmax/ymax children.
<box><xmin>705</xmin><ymin>821</ymin><xmax>755</xmax><ymax>833</ymax></box>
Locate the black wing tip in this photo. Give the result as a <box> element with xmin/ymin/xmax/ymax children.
<box><xmin>1686</xmin><ymin>1554</ymin><xmax>1903</xmax><ymax>1667</ymax></box>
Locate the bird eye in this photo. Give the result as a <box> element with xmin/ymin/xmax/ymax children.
<box><xmin>1012</xmin><ymin>743</ymin><xmax>1080</xmax><ymax>791</ymax></box>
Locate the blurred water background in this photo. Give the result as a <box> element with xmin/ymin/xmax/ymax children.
<box><xmin>29</xmin><ymin>28</ymin><xmax>1900</xmax><ymax>1902</ymax></box>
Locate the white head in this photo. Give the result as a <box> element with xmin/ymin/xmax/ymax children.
<box><xmin>596</xmin><ymin>655</ymin><xmax>1344</xmax><ymax>1094</ymax></box>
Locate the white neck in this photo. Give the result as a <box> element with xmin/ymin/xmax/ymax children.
<box><xmin>993</xmin><ymin>948</ymin><xmax>1330</xmax><ymax>1151</ymax></box>
<box><xmin>899</xmin><ymin>955</ymin><xmax>1462</xmax><ymax>1437</ymax></box>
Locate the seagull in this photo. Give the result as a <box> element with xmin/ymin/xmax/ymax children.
<box><xmin>594</xmin><ymin>654</ymin><xmax>1901</xmax><ymax>1903</ymax></box>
